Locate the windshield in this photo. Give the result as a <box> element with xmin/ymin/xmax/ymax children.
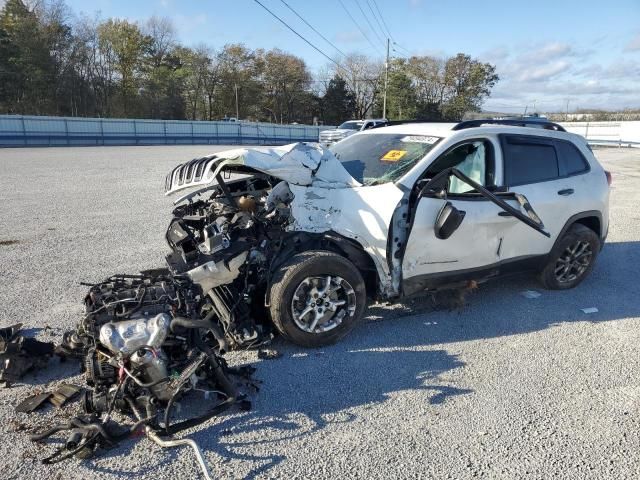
<box><xmin>330</xmin><ymin>133</ymin><xmax>441</xmax><ymax>185</ymax></box>
<box><xmin>338</xmin><ymin>121</ymin><xmax>364</xmax><ymax>130</ymax></box>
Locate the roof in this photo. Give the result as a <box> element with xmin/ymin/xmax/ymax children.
<box><xmin>359</xmin><ymin>122</ymin><xmax>458</xmax><ymax>137</ymax></box>
<box><xmin>354</xmin><ymin>121</ymin><xmax>585</xmax><ymax>143</ymax></box>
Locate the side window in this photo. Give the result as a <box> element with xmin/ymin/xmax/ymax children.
<box><xmin>425</xmin><ymin>140</ymin><xmax>494</xmax><ymax>195</ymax></box>
<box><xmin>555</xmin><ymin>140</ymin><xmax>589</xmax><ymax>176</ymax></box>
<box><xmin>501</xmin><ymin>135</ymin><xmax>559</xmax><ymax>186</ymax></box>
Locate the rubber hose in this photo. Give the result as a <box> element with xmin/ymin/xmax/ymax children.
<box><xmin>170</xmin><ymin>312</ymin><xmax>229</xmax><ymax>353</ymax></box>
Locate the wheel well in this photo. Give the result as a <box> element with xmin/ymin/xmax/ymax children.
<box><xmin>572</xmin><ymin>216</ymin><xmax>601</xmax><ymax>237</ymax></box>
<box><xmin>276</xmin><ymin>232</ymin><xmax>379</xmax><ymax>298</ymax></box>
<box><xmin>321</xmin><ymin>235</ymin><xmax>379</xmax><ymax>297</ymax></box>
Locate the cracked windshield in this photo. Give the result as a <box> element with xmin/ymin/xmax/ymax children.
<box><xmin>330</xmin><ymin>133</ymin><xmax>441</xmax><ymax>185</ymax></box>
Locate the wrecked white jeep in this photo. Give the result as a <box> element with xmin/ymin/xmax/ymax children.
<box><xmin>158</xmin><ymin>119</ymin><xmax>610</xmax><ymax>348</ymax></box>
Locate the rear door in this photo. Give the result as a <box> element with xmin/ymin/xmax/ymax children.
<box><xmin>496</xmin><ymin>134</ymin><xmax>584</xmax><ymax>259</ymax></box>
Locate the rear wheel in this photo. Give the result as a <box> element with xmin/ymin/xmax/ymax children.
<box><xmin>539</xmin><ymin>224</ymin><xmax>600</xmax><ymax>290</ymax></box>
<box><xmin>269</xmin><ymin>250</ymin><xmax>366</xmax><ymax>347</ymax></box>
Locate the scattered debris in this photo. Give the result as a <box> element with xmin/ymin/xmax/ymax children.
<box><xmin>25</xmin><ymin>273</ymin><xmax>257</xmax><ymax>479</ymax></box>
<box><xmin>15</xmin><ymin>392</ymin><xmax>53</xmax><ymax>413</ymax></box>
<box><xmin>431</xmin><ymin>281</ymin><xmax>478</xmax><ymax>311</ymax></box>
<box><xmin>581</xmin><ymin>307</ymin><xmax>599</xmax><ymax>314</ymax></box>
<box><xmin>520</xmin><ymin>290</ymin><xmax>542</xmax><ymax>299</ymax></box>
<box><xmin>50</xmin><ymin>383</ymin><xmax>82</xmax><ymax>408</ymax></box>
<box><xmin>0</xmin><ymin>239</ymin><xmax>20</xmax><ymax>246</ymax></box>
<box><xmin>1</xmin><ymin>323</ymin><xmax>54</xmax><ymax>386</ymax></box>
<box><xmin>258</xmin><ymin>348</ymin><xmax>283</xmax><ymax>360</ymax></box>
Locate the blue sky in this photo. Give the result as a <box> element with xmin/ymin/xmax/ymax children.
<box><xmin>63</xmin><ymin>0</ymin><xmax>640</xmax><ymax>112</ymax></box>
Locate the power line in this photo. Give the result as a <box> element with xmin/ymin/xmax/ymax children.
<box><xmin>370</xmin><ymin>0</ymin><xmax>395</xmax><ymax>42</ymax></box>
<box><xmin>365</xmin><ymin>0</ymin><xmax>389</xmax><ymax>44</ymax></box>
<box><xmin>354</xmin><ymin>0</ymin><xmax>386</xmax><ymax>49</ymax></box>
<box><xmin>279</xmin><ymin>0</ymin><xmax>347</xmax><ymax>58</ymax></box>
<box><xmin>337</xmin><ymin>0</ymin><xmax>383</xmax><ymax>56</ymax></box>
<box><xmin>252</xmin><ymin>0</ymin><xmax>348</xmax><ymax>73</ymax></box>
<box><xmin>393</xmin><ymin>41</ymin><xmax>412</xmax><ymax>56</ymax></box>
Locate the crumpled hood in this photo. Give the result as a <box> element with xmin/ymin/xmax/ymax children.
<box><xmin>165</xmin><ymin>142</ymin><xmax>359</xmax><ymax>195</ymax></box>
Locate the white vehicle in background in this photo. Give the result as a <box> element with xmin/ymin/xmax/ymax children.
<box><xmin>319</xmin><ymin>118</ymin><xmax>388</xmax><ymax>147</ymax></box>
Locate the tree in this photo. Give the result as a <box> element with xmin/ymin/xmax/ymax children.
<box><xmin>441</xmin><ymin>54</ymin><xmax>498</xmax><ymax>120</ymax></box>
<box><xmin>140</xmin><ymin>16</ymin><xmax>185</xmax><ymax>119</ymax></box>
<box><xmin>332</xmin><ymin>54</ymin><xmax>383</xmax><ymax>119</ymax></box>
<box><xmin>0</xmin><ymin>0</ymin><xmax>53</xmax><ymax>114</ymax></box>
<box><xmin>215</xmin><ymin>44</ymin><xmax>263</xmax><ymax>120</ymax></box>
<box><xmin>97</xmin><ymin>18</ymin><xmax>150</xmax><ymax>115</ymax></box>
<box><xmin>261</xmin><ymin>49</ymin><xmax>312</xmax><ymax>123</ymax></box>
<box><xmin>384</xmin><ymin>61</ymin><xmax>417</xmax><ymax>120</ymax></box>
<box><xmin>387</xmin><ymin>53</ymin><xmax>499</xmax><ymax>121</ymax></box>
<box><xmin>178</xmin><ymin>45</ymin><xmax>211</xmax><ymax>120</ymax></box>
<box><xmin>321</xmin><ymin>75</ymin><xmax>355</xmax><ymax>124</ymax></box>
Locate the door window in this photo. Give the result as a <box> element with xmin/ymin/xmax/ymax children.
<box><xmin>555</xmin><ymin>140</ymin><xmax>589</xmax><ymax>176</ymax></box>
<box><xmin>501</xmin><ymin>135</ymin><xmax>559</xmax><ymax>186</ymax></box>
<box><xmin>424</xmin><ymin>140</ymin><xmax>494</xmax><ymax>194</ymax></box>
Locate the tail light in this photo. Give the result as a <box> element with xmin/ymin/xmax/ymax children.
<box><xmin>605</xmin><ymin>170</ymin><xmax>612</xmax><ymax>186</ymax></box>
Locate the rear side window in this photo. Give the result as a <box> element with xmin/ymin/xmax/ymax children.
<box><xmin>555</xmin><ymin>140</ymin><xmax>589</xmax><ymax>176</ymax></box>
<box><xmin>501</xmin><ymin>136</ymin><xmax>559</xmax><ymax>186</ymax></box>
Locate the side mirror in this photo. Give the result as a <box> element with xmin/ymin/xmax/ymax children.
<box><xmin>434</xmin><ymin>201</ymin><xmax>466</xmax><ymax>239</ymax></box>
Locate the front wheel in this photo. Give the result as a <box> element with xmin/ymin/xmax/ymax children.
<box><xmin>538</xmin><ymin>224</ymin><xmax>600</xmax><ymax>290</ymax></box>
<box><xmin>269</xmin><ymin>251</ymin><xmax>366</xmax><ymax>347</ymax></box>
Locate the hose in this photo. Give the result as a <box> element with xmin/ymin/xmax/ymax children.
<box><xmin>170</xmin><ymin>312</ymin><xmax>229</xmax><ymax>353</ymax></box>
<box><xmin>145</xmin><ymin>427</ymin><xmax>215</xmax><ymax>480</ymax></box>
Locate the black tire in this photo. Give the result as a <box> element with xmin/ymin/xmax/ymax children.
<box><xmin>539</xmin><ymin>224</ymin><xmax>600</xmax><ymax>290</ymax></box>
<box><xmin>269</xmin><ymin>250</ymin><xmax>366</xmax><ymax>347</ymax></box>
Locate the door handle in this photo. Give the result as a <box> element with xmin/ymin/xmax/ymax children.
<box><xmin>557</xmin><ymin>188</ymin><xmax>574</xmax><ymax>196</ymax></box>
<box><xmin>498</xmin><ymin>211</ymin><xmax>513</xmax><ymax>217</ymax></box>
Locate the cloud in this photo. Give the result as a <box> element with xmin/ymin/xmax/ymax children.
<box><xmin>515</xmin><ymin>60</ymin><xmax>571</xmax><ymax>82</ymax></box>
<box><xmin>481</xmin><ymin>39</ymin><xmax>640</xmax><ymax>111</ymax></box>
<box><xmin>521</xmin><ymin>42</ymin><xmax>573</xmax><ymax>63</ymax></box>
<box><xmin>625</xmin><ymin>33</ymin><xmax>640</xmax><ymax>52</ymax></box>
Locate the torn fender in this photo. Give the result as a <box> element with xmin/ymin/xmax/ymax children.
<box><xmin>165</xmin><ymin>142</ymin><xmax>359</xmax><ymax>195</ymax></box>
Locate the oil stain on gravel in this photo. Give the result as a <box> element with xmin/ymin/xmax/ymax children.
<box><xmin>0</xmin><ymin>239</ymin><xmax>20</xmax><ymax>246</ymax></box>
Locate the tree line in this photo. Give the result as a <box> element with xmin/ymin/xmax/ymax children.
<box><xmin>0</xmin><ymin>0</ymin><xmax>499</xmax><ymax>124</ymax></box>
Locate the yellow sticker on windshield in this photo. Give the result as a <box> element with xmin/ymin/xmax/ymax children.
<box><xmin>381</xmin><ymin>150</ymin><xmax>407</xmax><ymax>162</ymax></box>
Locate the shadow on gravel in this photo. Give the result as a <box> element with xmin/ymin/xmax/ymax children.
<box><xmin>192</xmin><ymin>342</ymin><xmax>469</xmax><ymax>479</ymax></box>
<box><xmin>183</xmin><ymin>241</ymin><xmax>640</xmax><ymax>478</ymax></box>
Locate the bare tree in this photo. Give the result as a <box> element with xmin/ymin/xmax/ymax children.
<box><xmin>332</xmin><ymin>53</ymin><xmax>383</xmax><ymax>118</ymax></box>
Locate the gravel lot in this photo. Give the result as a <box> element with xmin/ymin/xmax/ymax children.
<box><xmin>0</xmin><ymin>145</ymin><xmax>639</xmax><ymax>480</ymax></box>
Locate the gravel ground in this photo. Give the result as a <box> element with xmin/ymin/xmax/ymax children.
<box><xmin>0</xmin><ymin>145</ymin><xmax>639</xmax><ymax>480</ymax></box>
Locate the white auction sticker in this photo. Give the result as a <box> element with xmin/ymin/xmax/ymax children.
<box><xmin>400</xmin><ymin>135</ymin><xmax>440</xmax><ymax>144</ymax></box>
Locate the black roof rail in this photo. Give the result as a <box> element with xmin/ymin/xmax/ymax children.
<box><xmin>370</xmin><ymin>119</ymin><xmax>457</xmax><ymax>129</ymax></box>
<box><xmin>452</xmin><ymin>118</ymin><xmax>566</xmax><ymax>132</ymax></box>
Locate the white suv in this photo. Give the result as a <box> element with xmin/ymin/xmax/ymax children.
<box><xmin>164</xmin><ymin>119</ymin><xmax>610</xmax><ymax>348</ymax></box>
<box><xmin>319</xmin><ymin>118</ymin><xmax>388</xmax><ymax>147</ymax></box>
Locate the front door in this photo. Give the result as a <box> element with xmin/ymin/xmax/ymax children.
<box><xmin>401</xmin><ymin>138</ymin><xmax>548</xmax><ymax>294</ymax></box>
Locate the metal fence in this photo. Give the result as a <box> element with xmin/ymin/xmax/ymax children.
<box><xmin>0</xmin><ymin>115</ymin><xmax>334</xmax><ymax>147</ymax></box>
<box><xmin>559</xmin><ymin>121</ymin><xmax>640</xmax><ymax>148</ymax></box>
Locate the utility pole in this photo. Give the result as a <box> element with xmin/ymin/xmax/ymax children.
<box><xmin>234</xmin><ymin>83</ymin><xmax>239</xmax><ymax>120</ymax></box>
<box><xmin>565</xmin><ymin>98</ymin><xmax>570</xmax><ymax>121</ymax></box>
<box><xmin>382</xmin><ymin>37</ymin><xmax>389</xmax><ymax>119</ymax></box>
